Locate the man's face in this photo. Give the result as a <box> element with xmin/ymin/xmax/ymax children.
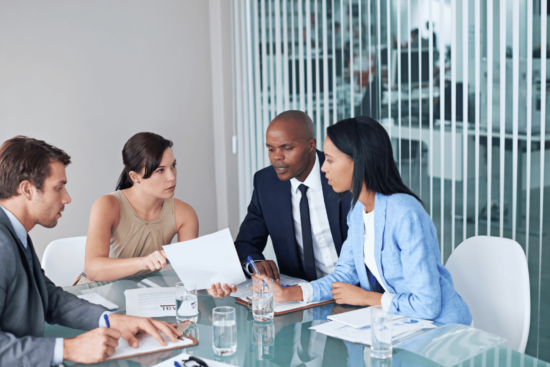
<box><xmin>30</xmin><ymin>161</ymin><xmax>71</xmax><ymax>228</ymax></box>
<box><xmin>266</xmin><ymin>119</ymin><xmax>315</xmax><ymax>181</ymax></box>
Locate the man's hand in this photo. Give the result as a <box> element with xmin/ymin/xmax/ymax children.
<box><xmin>253</xmin><ymin>260</ymin><xmax>280</xmax><ymax>282</ymax></box>
<box><xmin>108</xmin><ymin>314</ymin><xmax>182</xmax><ymax>348</ymax></box>
<box><xmin>63</xmin><ymin>328</ymin><xmax>121</xmax><ymax>363</ymax></box>
<box><xmin>331</xmin><ymin>282</ymin><xmax>382</xmax><ymax>306</ymax></box>
<box><xmin>207</xmin><ymin>283</ymin><xmax>237</xmax><ymax>298</ymax></box>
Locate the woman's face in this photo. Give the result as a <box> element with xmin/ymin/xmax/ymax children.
<box><xmin>321</xmin><ymin>136</ymin><xmax>354</xmax><ymax>193</ymax></box>
<box><xmin>132</xmin><ymin>148</ymin><xmax>177</xmax><ymax>199</ymax></box>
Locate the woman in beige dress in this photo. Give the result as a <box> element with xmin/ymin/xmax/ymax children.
<box><xmin>74</xmin><ymin>132</ymin><xmax>235</xmax><ymax>297</ymax></box>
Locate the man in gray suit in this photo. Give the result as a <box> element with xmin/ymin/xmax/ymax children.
<box><xmin>0</xmin><ymin>136</ymin><xmax>182</xmax><ymax>366</ymax></box>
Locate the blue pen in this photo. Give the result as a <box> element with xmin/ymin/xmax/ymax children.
<box><xmin>247</xmin><ymin>256</ymin><xmax>261</xmax><ymax>275</ymax></box>
<box><xmin>166</xmin><ymin>259</ymin><xmax>170</xmax><ymax>264</ymax></box>
<box><xmin>247</xmin><ymin>256</ymin><xmax>268</xmax><ymax>286</ymax></box>
<box><xmin>174</xmin><ymin>362</ymin><xmax>182</xmax><ymax>367</ymax></box>
<box><xmin>103</xmin><ymin>314</ymin><xmax>110</xmax><ymax>328</ymax></box>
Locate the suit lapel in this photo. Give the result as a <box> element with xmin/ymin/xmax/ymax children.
<box><xmin>373</xmin><ymin>193</ymin><xmax>394</xmax><ymax>293</ymax></box>
<box><xmin>27</xmin><ymin>236</ymin><xmax>49</xmax><ymax>314</ymax></box>
<box><xmin>318</xmin><ymin>151</ymin><xmax>344</xmax><ymax>255</ymax></box>
<box><xmin>0</xmin><ymin>209</ymin><xmax>48</xmax><ymax>315</ymax></box>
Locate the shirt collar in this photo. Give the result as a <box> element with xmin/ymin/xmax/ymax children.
<box><xmin>0</xmin><ymin>205</ymin><xmax>28</xmax><ymax>249</ymax></box>
<box><xmin>290</xmin><ymin>153</ymin><xmax>322</xmax><ymax>194</ymax></box>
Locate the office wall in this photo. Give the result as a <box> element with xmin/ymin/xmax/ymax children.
<box><xmin>0</xmin><ymin>0</ymin><xmax>222</xmax><ymax>260</ymax></box>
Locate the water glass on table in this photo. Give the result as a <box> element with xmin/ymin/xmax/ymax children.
<box><xmin>252</xmin><ymin>278</ymin><xmax>274</xmax><ymax>322</ymax></box>
<box><xmin>175</xmin><ymin>281</ymin><xmax>198</xmax><ymax>325</ymax></box>
<box><xmin>212</xmin><ymin>306</ymin><xmax>237</xmax><ymax>356</ymax></box>
<box><xmin>371</xmin><ymin>305</ymin><xmax>393</xmax><ymax>359</ymax></box>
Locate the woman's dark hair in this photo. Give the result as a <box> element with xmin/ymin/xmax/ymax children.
<box><xmin>116</xmin><ymin>132</ymin><xmax>173</xmax><ymax>191</ymax></box>
<box><xmin>326</xmin><ymin>116</ymin><xmax>422</xmax><ymax>207</ymax></box>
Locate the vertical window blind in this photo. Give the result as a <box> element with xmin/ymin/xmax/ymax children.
<box><xmin>231</xmin><ymin>0</ymin><xmax>549</xmax><ymax>359</ymax></box>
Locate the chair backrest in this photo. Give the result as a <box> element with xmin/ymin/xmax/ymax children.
<box><xmin>42</xmin><ymin>236</ymin><xmax>87</xmax><ymax>287</ymax></box>
<box><xmin>445</xmin><ymin>236</ymin><xmax>530</xmax><ymax>352</ymax></box>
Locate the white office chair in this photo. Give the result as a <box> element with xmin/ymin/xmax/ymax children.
<box><xmin>42</xmin><ymin>236</ymin><xmax>87</xmax><ymax>287</ymax></box>
<box><xmin>445</xmin><ymin>236</ymin><xmax>530</xmax><ymax>353</ymax></box>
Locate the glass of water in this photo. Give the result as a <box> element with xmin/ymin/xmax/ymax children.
<box><xmin>175</xmin><ymin>281</ymin><xmax>198</xmax><ymax>325</ymax></box>
<box><xmin>212</xmin><ymin>306</ymin><xmax>237</xmax><ymax>356</ymax></box>
<box><xmin>371</xmin><ymin>305</ymin><xmax>393</xmax><ymax>359</ymax></box>
<box><xmin>252</xmin><ymin>278</ymin><xmax>274</xmax><ymax>322</ymax></box>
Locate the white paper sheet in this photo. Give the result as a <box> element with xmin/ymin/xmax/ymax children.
<box><xmin>77</xmin><ymin>293</ymin><xmax>119</xmax><ymax>310</ymax></box>
<box><xmin>152</xmin><ymin>353</ymin><xmax>234</xmax><ymax>367</ymax></box>
<box><xmin>125</xmin><ymin>287</ymin><xmax>177</xmax><ymax>317</ymax></box>
<box><xmin>107</xmin><ymin>332</ymin><xmax>193</xmax><ymax>360</ymax></box>
<box><xmin>231</xmin><ymin>274</ymin><xmax>307</xmax><ymax>298</ymax></box>
<box><xmin>327</xmin><ymin>307</ymin><xmax>406</xmax><ymax>328</ymax></box>
<box><xmin>310</xmin><ymin>318</ymin><xmax>436</xmax><ymax>345</ymax></box>
<box><xmin>163</xmin><ymin>228</ymin><xmax>246</xmax><ymax>290</ymax></box>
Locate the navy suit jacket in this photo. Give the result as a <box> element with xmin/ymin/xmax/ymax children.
<box><xmin>234</xmin><ymin>150</ymin><xmax>351</xmax><ymax>279</ymax></box>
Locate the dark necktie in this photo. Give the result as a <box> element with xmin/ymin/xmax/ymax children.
<box><xmin>298</xmin><ymin>184</ymin><xmax>317</xmax><ymax>281</ymax></box>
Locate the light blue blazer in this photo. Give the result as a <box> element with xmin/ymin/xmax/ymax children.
<box><xmin>310</xmin><ymin>192</ymin><xmax>472</xmax><ymax>325</ymax></box>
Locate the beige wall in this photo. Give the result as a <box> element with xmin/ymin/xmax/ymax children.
<box><xmin>0</xmin><ymin>0</ymin><xmax>230</xmax><ymax>260</ymax></box>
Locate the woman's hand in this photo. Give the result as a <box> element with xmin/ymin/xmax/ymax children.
<box><xmin>207</xmin><ymin>283</ymin><xmax>237</xmax><ymax>298</ymax></box>
<box><xmin>331</xmin><ymin>282</ymin><xmax>382</xmax><ymax>306</ymax></box>
<box><xmin>251</xmin><ymin>274</ymin><xmax>303</xmax><ymax>303</ymax></box>
<box><xmin>142</xmin><ymin>250</ymin><xmax>169</xmax><ymax>272</ymax></box>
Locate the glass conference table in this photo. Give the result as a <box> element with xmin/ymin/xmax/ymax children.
<box><xmin>45</xmin><ymin>269</ymin><xmax>549</xmax><ymax>367</ymax></box>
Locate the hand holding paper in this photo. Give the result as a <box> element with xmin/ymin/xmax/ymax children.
<box><xmin>163</xmin><ymin>228</ymin><xmax>246</xmax><ymax>290</ymax></box>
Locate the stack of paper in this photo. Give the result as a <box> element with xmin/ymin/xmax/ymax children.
<box><xmin>163</xmin><ymin>229</ymin><xmax>246</xmax><ymax>290</ymax></box>
<box><xmin>125</xmin><ymin>287</ymin><xmax>177</xmax><ymax>317</ymax></box>
<box><xmin>310</xmin><ymin>318</ymin><xmax>437</xmax><ymax>345</ymax></box>
<box><xmin>107</xmin><ymin>333</ymin><xmax>194</xmax><ymax>360</ymax></box>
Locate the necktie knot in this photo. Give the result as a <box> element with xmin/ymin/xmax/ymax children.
<box><xmin>298</xmin><ymin>184</ymin><xmax>308</xmax><ymax>195</ymax></box>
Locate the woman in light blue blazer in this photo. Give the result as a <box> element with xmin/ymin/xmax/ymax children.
<box><xmin>258</xmin><ymin>116</ymin><xmax>472</xmax><ymax>325</ymax></box>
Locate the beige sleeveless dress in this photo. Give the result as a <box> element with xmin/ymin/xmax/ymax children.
<box><xmin>72</xmin><ymin>190</ymin><xmax>177</xmax><ymax>285</ymax></box>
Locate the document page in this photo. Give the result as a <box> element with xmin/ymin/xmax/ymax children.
<box><xmin>327</xmin><ymin>307</ymin><xmax>406</xmax><ymax>328</ymax></box>
<box><xmin>163</xmin><ymin>228</ymin><xmax>247</xmax><ymax>290</ymax></box>
<box><xmin>310</xmin><ymin>318</ymin><xmax>436</xmax><ymax>345</ymax></box>
<box><xmin>125</xmin><ymin>287</ymin><xmax>177</xmax><ymax>317</ymax></box>
<box><xmin>107</xmin><ymin>332</ymin><xmax>193</xmax><ymax>360</ymax></box>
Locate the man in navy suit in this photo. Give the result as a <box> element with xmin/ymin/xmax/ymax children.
<box><xmin>234</xmin><ymin>111</ymin><xmax>351</xmax><ymax>282</ymax></box>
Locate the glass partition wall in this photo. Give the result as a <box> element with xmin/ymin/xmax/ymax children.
<box><xmin>231</xmin><ymin>0</ymin><xmax>550</xmax><ymax>360</ymax></box>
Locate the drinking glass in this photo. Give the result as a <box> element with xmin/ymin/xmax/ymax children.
<box><xmin>371</xmin><ymin>305</ymin><xmax>393</xmax><ymax>359</ymax></box>
<box><xmin>252</xmin><ymin>278</ymin><xmax>274</xmax><ymax>322</ymax></box>
<box><xmin>175</xmin><ymin>281</ymin><xmax>198</xmax><ymax>324</ymax></box>
<box><xmin>212</xmin><ymin>306</ymin><xmax>237</xmax><ymax>356</ymax></box>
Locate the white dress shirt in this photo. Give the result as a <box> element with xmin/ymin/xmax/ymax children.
<box><xmin>0</xmin><ymin>205</ymin><xmax>111</xmax><ymax>366</ymax></box>
<box><xmin>362</xmin><ymin>209</ymin><xmax>394</xmax><ymax>308</ymax></box>
<box><xmin>290</xmin><ymin>154</ymin><xmax>339</xmax><ymax>279</ymax></box>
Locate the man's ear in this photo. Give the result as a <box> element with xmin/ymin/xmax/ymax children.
<box><xmin>18</xmin><ymin>180</ymin><xmax>35</xmax><ymax>201</ymax></box>
<box><xmin>309</xmin><ymin>138</ymin><xmax>317</xmax><ymax>153</ymax></box>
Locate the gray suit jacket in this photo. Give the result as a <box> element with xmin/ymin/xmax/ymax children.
<box><xmin>0</xmin><ymin>209</ymin><xmax>108</xmax><ymax>367</ymax></box>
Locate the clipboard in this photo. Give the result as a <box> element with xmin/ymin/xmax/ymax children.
<box><xmin>107</xmin><ymin>334</ymin><xmax>199</xmax><ymax>360</ymax></box>
<box><xmin>235</xmin><ymin>297</ymin><xmax>334</xmax><ymax>316</ymax></box>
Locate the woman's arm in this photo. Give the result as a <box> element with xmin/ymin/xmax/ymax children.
<box><xmin>174</xmin><ymin>199</ymin><xmax>199</xmax><ymax>242</ymax></box>
<box><xmin>389</xmin><ymin>208</ymin><xmax>442</xmax><ymax>320</ymax></box>
<box><xmin>84</xmin><ymin>195</ymin><xmax>160</xmax><ymax>282</ymax></box>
